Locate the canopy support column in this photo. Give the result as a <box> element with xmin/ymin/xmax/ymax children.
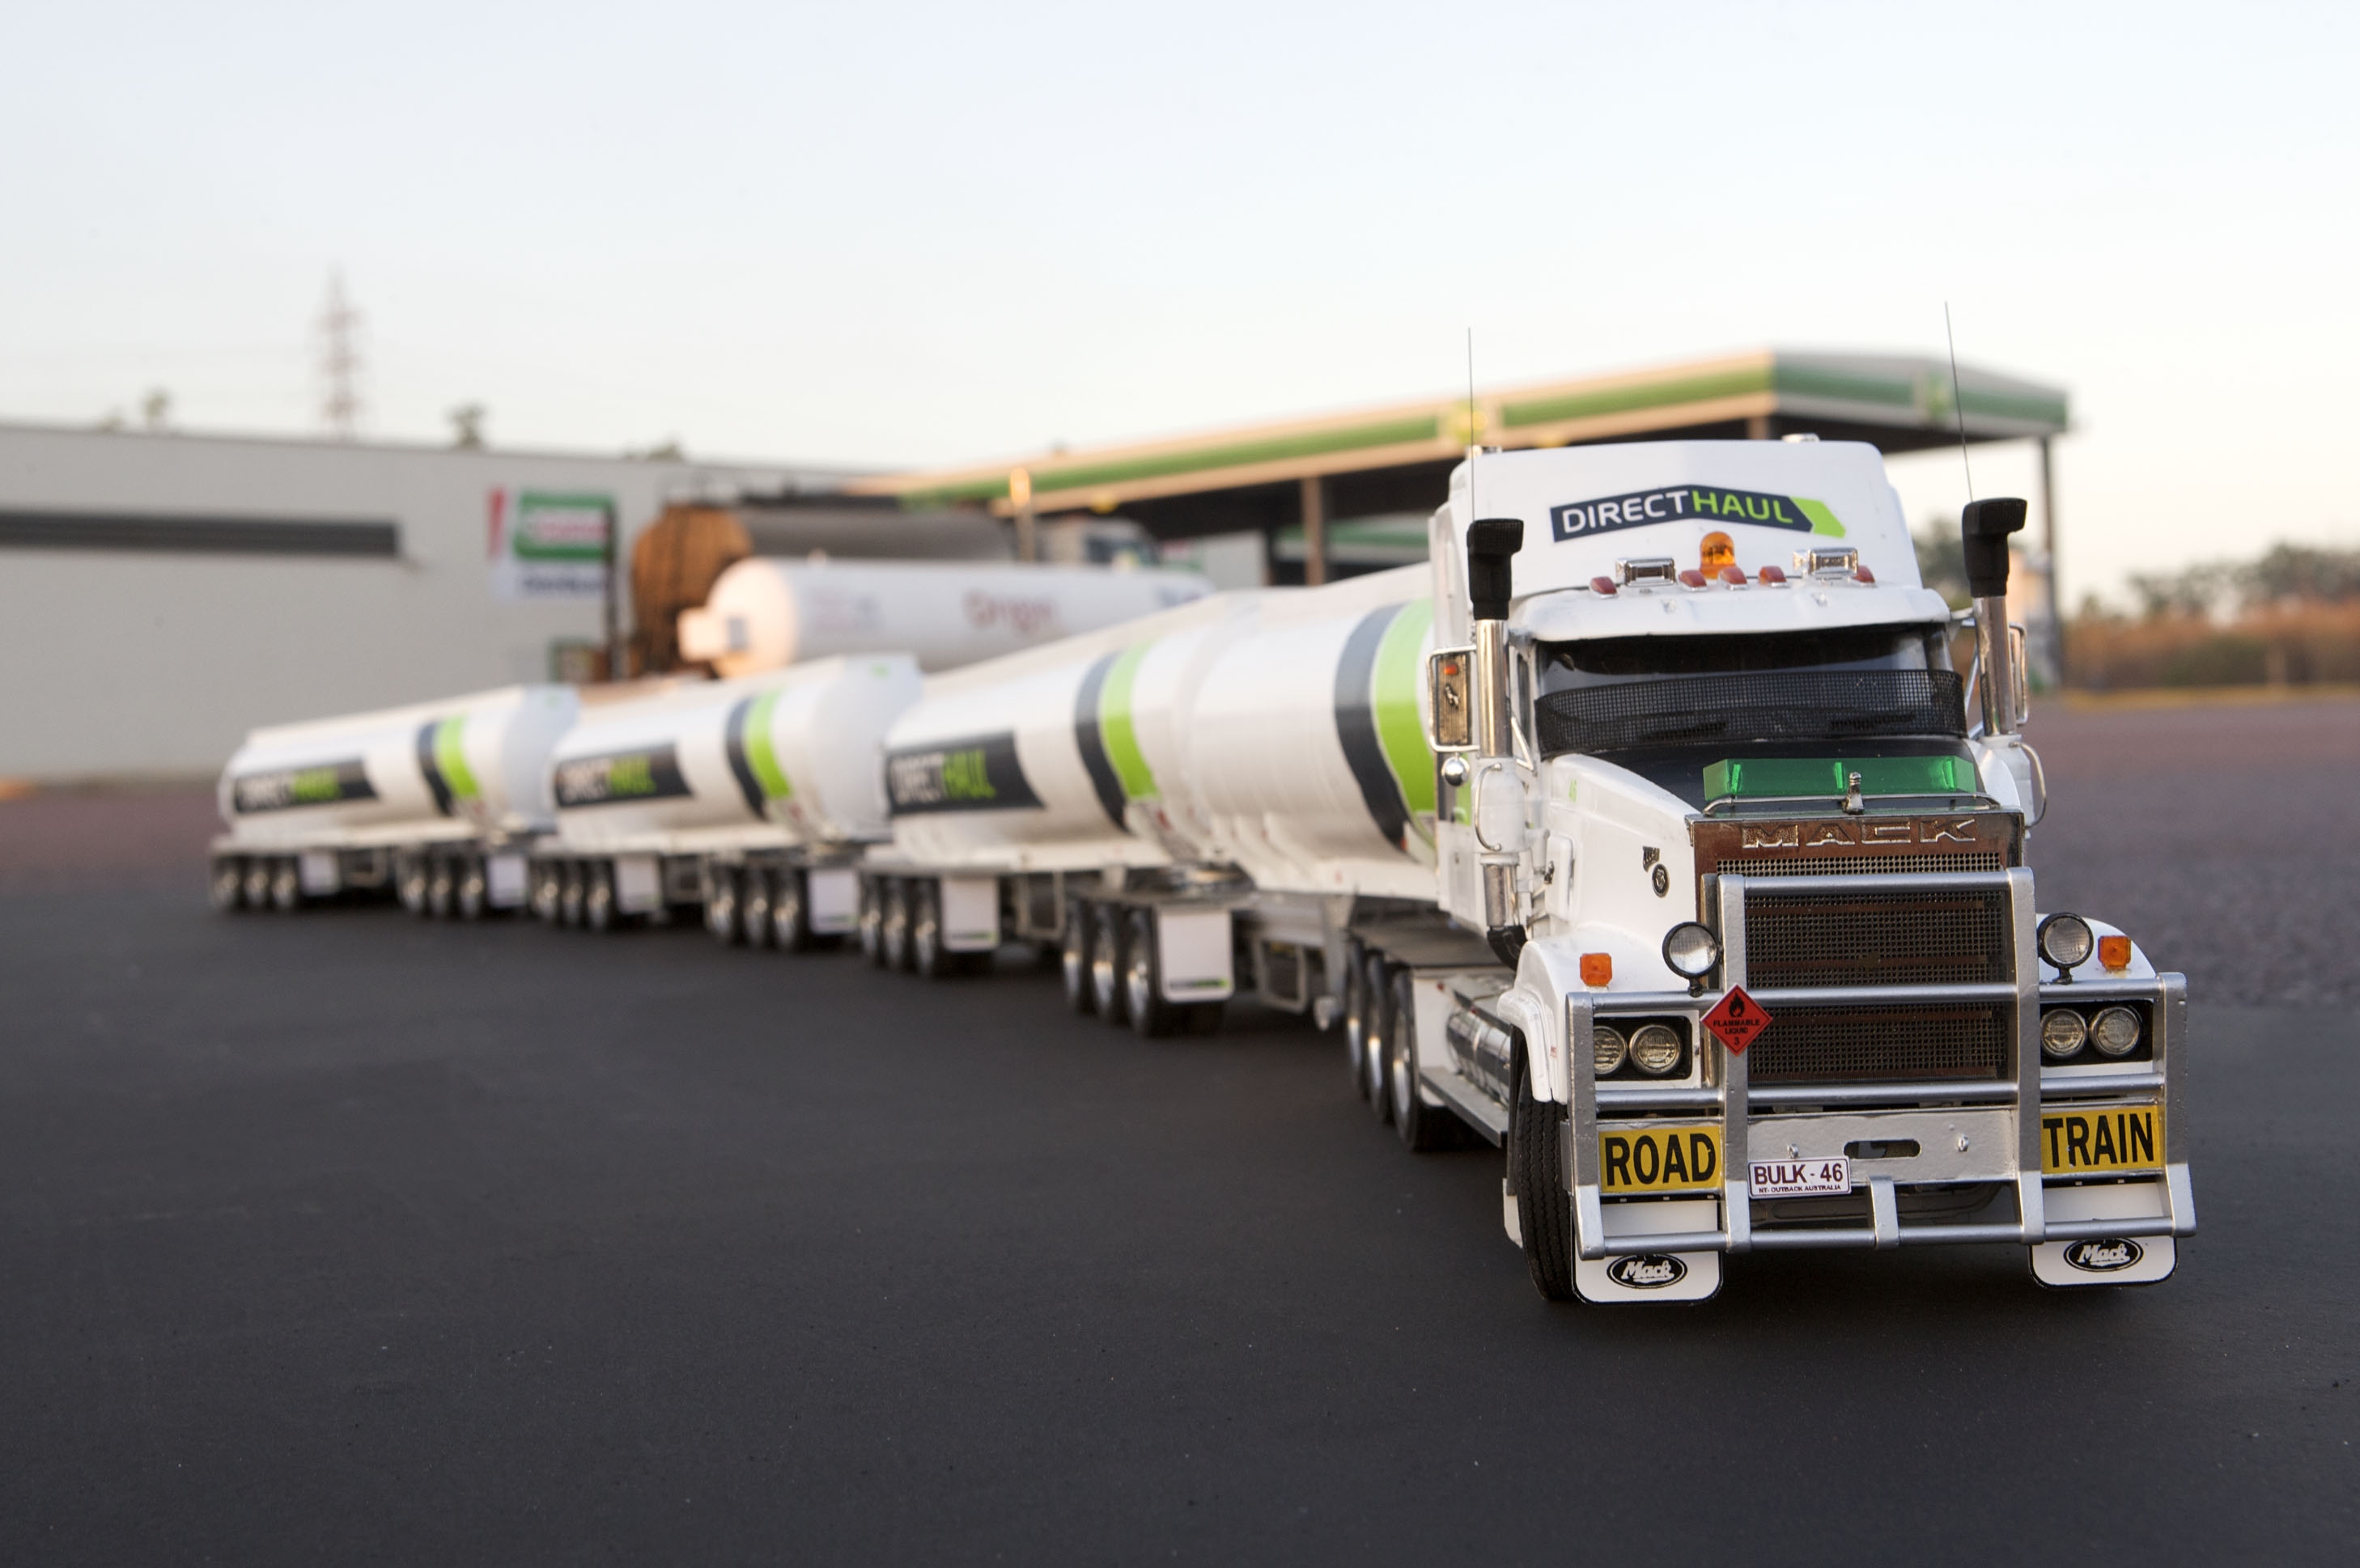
<box><xmin>1301</xmin><ymin>475</ymin><xmax>1327</xmax><ymax>587</ymax></box>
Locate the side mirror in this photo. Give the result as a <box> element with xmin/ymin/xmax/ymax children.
<box><xmin>1425</xmin><ymin>647</ymin><xmax>1476</xmax><ymax>751</ymax></box>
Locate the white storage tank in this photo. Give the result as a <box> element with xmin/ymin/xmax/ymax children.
<box><xmin>677</xmin><ymin>558</ymin><xmax>1215</xmax><ymax>677</ymax></box>
<box><xmin>218</xmin><ymin>684</ymin><xmax>579</xmax><ymax>851</ymax></box>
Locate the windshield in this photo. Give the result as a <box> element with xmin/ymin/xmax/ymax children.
<box><xmin>1533</xmin><ymin>625</ymin><xmax>1972</xmax><ymax>803</ymax></box>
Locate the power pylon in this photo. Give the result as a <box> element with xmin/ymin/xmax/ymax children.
<box><xmin>316</xmin><ymin>271</ymin><xmax>363</xmax><ymax>439</ymax></box>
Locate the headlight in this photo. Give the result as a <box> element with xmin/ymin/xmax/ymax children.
<box><xmin>1593</xmin><ymin>1024</ymin><xmax>1628</xmax><ymax>1075</ymax></box>
<box><xmin>2090</xmin><ymin>1005</ymin><xmax>2142</xmax><ymax>1057</ymax></box>
<box><xmin>1661</xmin><ymin>922</ymin><xmax>1720</xmax><ymax>981</ymax></box>
<box><xmin>2038</xmin><ymin>913</ymin><xmax>2095</xmax><ymax>972</ymax></box>
<box><xmin>1629</xmin><ymin>1023</ymin><xmax>1684</xmax><ymax>1076</ymax></box>
<box><xmin>2040</xmin><ymin>1008</ymin><xmax>2087</xmax><ymax>1059</ymax></box>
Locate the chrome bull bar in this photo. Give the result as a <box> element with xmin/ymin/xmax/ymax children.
<box><xmin>1567</xmin><ymin>869</ymin><xmax>2195</xmax><ymax>1261</ymax></box>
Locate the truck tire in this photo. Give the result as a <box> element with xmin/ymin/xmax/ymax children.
<box><xmin>559</xmin><ymin>861</ymin><xmax>586</xmax><ymax>928</ymax></box>
<box><xmin>426</xmin><ymin>854</ymin><xmax>456</xmax><ymax>919</ymax></box>
<box><xmin>913</xmin><ymin>880</ymin><xmax>958</xmax><ymax>980</ymax></box>
<box><xmin>397</xmin><ymin>852</ymin><xmax>428</xmax><ymax>915</ymax></box>
<box><xmin>1124</xmin><ymin>906</ymin><xmax>1174</xmax><ymax>1037</ymax></box>
<box><xmin>239</xmin><ymin>857</ymin><xmax>270</xmax><ymax>910</ymax></box>
<box><xmin>1389</xmin><ymin>969</ymin><xmax>1454</xmax><ymax>1151</ymax></box>
<box><xmin>532</xmin><ymin>862</ymin><xmax>561</xmax><ymax>923</ymax></box>
<box><xmin>1343</xmin><ymin>940</ymin><xmax>1369</xmax><ymax>1100</ymax></box>
<box><xmin>1362</xmin><ymin>952</ymin><xmax>1394</xmax><ymax>1123</ymax></box>
<box><xmin>456</xmin><ymin>855</ymin><xmax>487</xmax><ymax>921</ymax></box>
<box><xmin>773</xmin><ymin>868</ymin><xmax>811</xmax><ymax>952</ymax></box>
<box><xmin>270</xmin><ymin>857</ymin><xmax>302</xmax><ymax>912</ymax></box>
<box><xmin>741</xmin><ymin>868</ymin><xmax>775</xmax><ymax>950</ymax></box>
<box><xmin>1089</xmin><ymin>902</ymin><xmax>1127</xmax><ymax>1023</ymax></box>
<box><xmin>1060</xmin><ymin>898</ymin><xmax>1095</xmax><ymax>1014</ymax></box>
<box><xmin>584</xmin><ymin>860</ymin><xmax>617</xmax><ymax>933</ymax></box>
<box><xmin>706</xmin><ymin>865</ymin><xmax>742</xmax><ymax>945</ymax></box>
<box><xmin>1510</xmin><ymin>1057</ymin><xmax>1576</xmax><ymax>1301</ymax></box>
<box><xmin>881</xmin><ymin>879</ymin><xmax>914</xmax><ymax>972</ymax></box>
<box><xmin>210</xmin><ymin>857</ymin><xmax>244</xmax><ymax>913</ymax></box>
<box><xmin>858</xmin><ymin>877</ymin><xmax>884</xmax><ymax>964</ymax></box>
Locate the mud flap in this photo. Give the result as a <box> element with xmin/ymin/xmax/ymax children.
<box><xmin>1574</xmin><ymin>1197</ymin><xmax>1722</xmax><ymax>1303</ymax></box>
<box><xmin>2031</xmin><ymin>1179</ymin><xmax>2178</xmax><ymax>1286</ymax></box>
<box><xmin>806</xmin><ymin>868</ymin><xmax>859</xmax><ymax>933</ymax></box>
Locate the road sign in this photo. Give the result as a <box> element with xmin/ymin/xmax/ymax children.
<box><xmin>1704</xmin><ymin>986</ymin><xmax>1771</xmax><ymax>1053</ymax></box>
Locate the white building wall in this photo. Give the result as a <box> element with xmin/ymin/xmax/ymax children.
<box><xmin>0</xmin><ymin>423</ymin><xmax>855</xmax><ymax>781</ymax></box>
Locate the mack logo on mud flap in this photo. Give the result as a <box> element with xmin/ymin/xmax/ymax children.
<box><xmin>1606</xmin><ymin>1254</ymin><xmax>1689</xmax><ymax>1290</ymax></box>
<box><xmin>1549</xmin><ymin>485</ymin><xmax>1843</xmax><ymax>543</ymax></box>
<box><xmin>2063</xmin><ymin>1238</ymin><xmax>2144</xmax><ymax>1273</ymax></box>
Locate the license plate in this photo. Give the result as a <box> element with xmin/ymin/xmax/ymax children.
<box><xmin>1599</xmin><ymin>1124</ymin><xmax>1723</xmax><ymax>1195</ymax></box>
<box><xmin>2040</xmin><ymin>1107</ymin><xmax>2163</xmax><ymax>1175</ymax></box>
<box><xmin>1748</xmin><ymin>1157</ymin><xmax>1852</xmax><ymax>1197</ymax></box>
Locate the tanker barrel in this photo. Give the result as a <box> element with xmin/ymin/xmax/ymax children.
<box><xmin>1961</xmin><ymin>498</ymin><xmax>2027</xmax><ymax>735</ymax></box>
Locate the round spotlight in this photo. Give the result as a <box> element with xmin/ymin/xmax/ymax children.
<box><xmin>2040</xmin><ymin>1008</ymin><xmax>2087</xmax><ymax>1059</ymax></box>
<box><xmin>1592</xmin><ymin>1024</ymin><xmax>1628</xmax><ymax>1076</ymax></box>
<box><xmin>2039</xmin><ymin>913</ymin><xmax>2095</xmax><ymax>973</ymax></box>
<box><xmin>1630</xmin><ymin>1023</ymin><xmax>1684</xmax><ymax>1076</ymax></box>
<box><xmin>1661</xmin><ymin>922</ymin><xmax>1721</xmax><ymax>983</ymax></box>
<box><xmin>2090</xmin><ymin>1006</ymin><xmax>2142</xmax><ymax>1057</ymax></box>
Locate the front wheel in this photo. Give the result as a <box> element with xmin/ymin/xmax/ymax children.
<box><xmin>1362</xmin><ymin>952</ymin><xmax>1394</xmax><ymax>1123</ymax></box>
<box><xmin>1060</xmin><ymin>899</ymin><xmax>1094</xmax><ymax>1013</ymax></box>
<box><xmin>1509</xmin><ymin>1057</ymin><xmax>1576</xmax><ymax>1301</ymax></box>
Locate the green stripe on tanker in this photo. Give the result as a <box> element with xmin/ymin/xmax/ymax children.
<box><xmin>1370</xmin><ymin>599</ymin><xmax>1437</xmax><ymax>824</ymax></box>
<box><xmin>743</xmin><ymin>690</ymin><xmax>793</xmax><ymax>799</ymax></box>
<box><xmin>432</xmin><ymin>717</ymin><xmax>481</xmax><ymax>801</ymax></box>
<box><xmin>1099</xmin><ymin>642</ymin><xmax>1157</xmax><ymax>802</ymax></box>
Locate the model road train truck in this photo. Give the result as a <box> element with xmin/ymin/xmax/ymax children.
<box><xmin>854</xmin><ymin>439</ymin><xmax>2192</xmax><ymax>1303</ymax></box>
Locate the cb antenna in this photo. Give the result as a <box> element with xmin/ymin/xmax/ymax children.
<box><xmin>1466</xmin><ymin>327</ymin><xmax>1479</xmax><ymax>516</ymax></box>
<box><xmin>1943</xmin><ymin>301</ymin><xmax>1974</xmax><ymax>502</ymax></box>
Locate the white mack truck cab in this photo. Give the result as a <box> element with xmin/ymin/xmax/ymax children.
<box><xmin>1412</xmin><ymin>439</ymin><xmax>2192</xmax><ymax>1302</ymax></box>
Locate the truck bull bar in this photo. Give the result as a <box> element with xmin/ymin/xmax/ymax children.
<box><xmin>1568</xmin><ymin>868</ymin><xmax>2195</xmax><ymax>1260</ymax></box>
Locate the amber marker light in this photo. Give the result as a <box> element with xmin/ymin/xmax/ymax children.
<box><xmin>2099</xmin><ymin>935</ymin><xmax>2133</xmax><ymax>970</ymax></box>
<box><xmin>1700</xmin><ymin>531</ymin><xmax>1735</xmax><ymax>572</ymax></box>
<box><xmin>1580</xmin><ymin>952</ymin><xmax>1613</xmax><ymax>987</ymax></box>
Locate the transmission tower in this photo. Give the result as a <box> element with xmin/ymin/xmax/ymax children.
<box><xmin>316</xmin><ymin>270</ymin><xmax>364</xmax><ymax>439</ymax></box>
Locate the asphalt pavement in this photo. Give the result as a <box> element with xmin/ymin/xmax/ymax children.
<box><xmin>2</xmin><ymin>697</ymin><xmax>2355</xmax><ymax>1564</ymax></box>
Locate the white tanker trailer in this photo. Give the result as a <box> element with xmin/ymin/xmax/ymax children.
<box><xmin>210</xmin><ymin>684</ymin><xmax>579</xmax><ymax>917</ymax></box>
<box><xmin>677</xmin><ymin>558</ymin><xmax>1215</xmax><ymax>678</ymax></box>
<box><xmin>533</xmin><ymin>655</ymin><xmax>919</xmax><ymax>944</ymax></box>
<box><xmin>858</xmin><ymin>438</ymin><xmax>2194</xmax><ymax>1305</ymax></box>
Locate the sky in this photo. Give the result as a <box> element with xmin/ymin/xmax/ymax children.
<box><xmin>2</xmin><ymin>0</ymin><xmax>2354</xmax><ymax>604</ymax></box>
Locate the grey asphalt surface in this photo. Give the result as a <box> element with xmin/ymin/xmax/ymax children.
<box><xmin>3</xmin><ymin>697</ymin><xmax>2356</xmax><ymax>1565</ymax></box>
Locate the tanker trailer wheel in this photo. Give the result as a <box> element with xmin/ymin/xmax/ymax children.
<box><xmin>456</xmin><ymin>855</ymin><xmax>487</xmax><ymax>921</ymax></box>
<box><xmin>584</xmin><ymin>860</ymin><xmax>618</xmax><ymax>933</ymax></box>
<box><xmin>1059</xmin><ymin>898</ymin><xmax>1095</xmax><ymax>1014</ymax></box>
<box><xmin>531</xmin><ymin>862</ymin><xmax>561</xmax><ymax>923</ymax></box>
<box><xmin>857</xmin><ymin>877</ymin><xmax>884</xmax><ymax>964</ymax></box>
<box><xmin>772</xmin><ymin>868</ymin><xmax>812</xmax><ymax>953</ymax></box>
<box><xmin>1361</xmin><ymin>953</ymin><xmax>1394</xmax><ymax>1123</ymax></box>
<box><xmin>1389</xmin><ymin>969</ymin><xmax>1454</xmax><ymax>1151</ymax></box>
<box><xmin>559</xmin><ymin>861</ymin><xmax>586</xmax><ymax>927</ymax></box>
<box><xmin>1342</xmin><ymin>940</ymin><xmax>1370</xmax><ymax>1099</ymax></box>
<box><xmin>1509</xmin><ymin>1055</ymin><xmax>1576</xmax><ymax>1300</ymax></box>
<box><xmin>912</xmin><ymin>880</ymin><xmax>963</xmax><ymax>980</ymax></box>
<box><xmin>270</xmin><ymin>857</ymin><xmax>302</xmax><ymax>912</ymax></box>
<box><xmin>1123</xmin><ymin>907</ymin><xmax>1177</xmax><ymax>1037</ymax></box>
<box><xmin>705</xmin><ymin>864</ymin><xmax>743</xmax><ymax>945</ymax></box>
<box><xmin>243</xmin><ymin>857</ymin><xmax>274</xmax><ymax>910</ymax></box>
<box><xmin>1089</xmin><ymin>903</ymin><xmax>1128</xmax><ymax>1023</ymax></box>
<box><xmin>396</xmin><ymin>851</ymin><xmax>427</xmax><ymax>915</ymax></box>
<box><xmin>880</xmin><ymin>879</ymin><xmax>915</xmax><ymax>972</ymax></box>
<box><xmin>741</xmin><ymin>868</ymin><xmax>775</xmax><ymax>950</ymax></box>
<box><xmin>426</xmin><ymin>854</ymin><xmax>456</xmax><ymax>919</ymax></box>
<box><xmin>210</xmin><ymin>857</ymin><xmax>245</xmax><ymax>913</ymax></box>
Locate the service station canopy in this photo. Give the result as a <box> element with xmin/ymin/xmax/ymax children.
<box><xmin>842</xmin><ymin>348</ymin><xmax>2068</xmax><ymax>545</ymax></box>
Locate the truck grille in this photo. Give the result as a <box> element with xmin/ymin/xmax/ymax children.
<box><xmin>1747</xmin><ymin>1003</ymin><xmax>2010</xmax><ymax>1084</ymax></box>
<box><xmin>1744</xmin><ymin>886</ymin><xmax>2013</xmax><ymax>990</ymax></box>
